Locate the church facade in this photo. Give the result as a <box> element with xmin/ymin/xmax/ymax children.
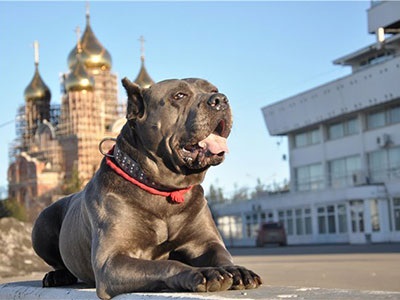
<box><xmin>7</xmin><ymin>10</ymin><xmax>154</xmax><ymax>220</ymax></box>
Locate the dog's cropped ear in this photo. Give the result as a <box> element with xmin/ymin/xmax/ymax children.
<box><xmin>122</xmin><ymin>77</ymin><xmax>144</xmax><ymax>120</ymax></box>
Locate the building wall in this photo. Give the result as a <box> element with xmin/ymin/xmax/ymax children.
<box><xmin>214</xmin><ymin>2</ymin><xmax>400</xmax><ymax>247</ymax></box>
<box><xmin>262</xmin><ymin>56</ymin><xmax>400</xmax><ymax>136</ymax></box>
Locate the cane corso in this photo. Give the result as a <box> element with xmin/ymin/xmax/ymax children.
<box><xmin>32</xmin><ymin>77</ymin><xmax>262</xmax><ymax>299</ymax></box>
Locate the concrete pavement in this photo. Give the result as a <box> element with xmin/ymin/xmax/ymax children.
<box><xmin>1</xmin><ymin>243</ymin><xmax>399</xmax><ymax>299</ymax></box>
<box><xmin>230</xmin><ymin>243</ymin><xmax>400</xmax><ymax>292</ymax></box>
<box><xmin>1</xmin><ymin>280</ymin><xmax>400</xmax><ymax>300</ymax></box>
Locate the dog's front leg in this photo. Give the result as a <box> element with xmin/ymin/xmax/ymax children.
<box><xmin>93</xmin><ymin>250</ymin><xmax>234</xmax><ymax>299</ymax></box>
<box><xmin>182</xmin><ymin>240</ymin><xmax>263</xmax><ymax>291</ymax></box>
<box><xmin>93</xmin><ymin>253</ymin><xmax>194</xmax><ymax>299</ymax></box>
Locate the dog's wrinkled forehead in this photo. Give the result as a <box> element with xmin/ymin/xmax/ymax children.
<box><xmin>146</xmin><ymin>78</ymin><xmax>218</xmax><ymax>99</ymax></box>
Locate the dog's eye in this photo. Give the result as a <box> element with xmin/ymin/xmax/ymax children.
<box><xmin>173</xmin><ymin>92</ymin><xmax>187</xmax><ymax>100</ymax></box>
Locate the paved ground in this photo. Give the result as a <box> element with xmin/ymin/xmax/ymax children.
<box><xmin>1</xmin><ymin>243</ymin><xmax>399</xmax><ymax>299</ymax></box>
<box><xmin>230</xmin><ymin>243</ymin><xmax>400</xmax><ymax>292</ymax></box>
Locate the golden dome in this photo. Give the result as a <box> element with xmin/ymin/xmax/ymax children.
<box><xmin>67</xmin><ymin>14</ymin><xmax>112</xmax><ymax>71</ymax></box>
<box><xmin>134</xmin><ymin>58</ymin><xmax>155</xmax><ymax>89</ymax></box>
<box><xmin>24</xmin><ymin>65</ymin><xmax>51</xmax><ymax>102</ymax></box>
<box><xmin>65</xmin><ymin>54</ymin><xmax>95</xmax><ymax>92</ymax></box>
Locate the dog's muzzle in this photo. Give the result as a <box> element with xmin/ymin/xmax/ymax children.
<box><xmin>207</xmin><ymin>94</ymin><xmax>229</xmax><ymax>111</ymax></box>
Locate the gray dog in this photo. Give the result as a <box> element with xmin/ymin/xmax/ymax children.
<box><xmin>32</xmin><ymin>78</ymin><xmax>262</xmax><ymax>299</ymax></box>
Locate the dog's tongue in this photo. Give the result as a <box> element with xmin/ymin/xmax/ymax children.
<box><xmin>198</xmin><ymin>133</ymin><xmax>229</xmax><ymax>154</ymax></box>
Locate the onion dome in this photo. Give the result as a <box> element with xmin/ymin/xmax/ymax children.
<box><xmin>134</xmin><ymin>57</ymin><xmax>155</xmax><ymax>89</ymax></box>
<box><xmin>67</xmin><ymin>12</ymin><xmax>112</xmax><ymax>71</ymax></box>
<box><xmin>24</xmin><ymin>65</ymin><xmax>51</xmax><ymax>102</ymax></box>
<box><xmin>24</xmin><ymin>41</ymin><xmax>51</xmax><ymax>102</ymax></box>
<box><xmin>133</xmin><ymin>36</ymin><xmax>155</xmax><ymax>88</ymax></box>
<box><xmin>64</xmin><ymin>53</ymin><xmax>95</xmax><ymax>92</ymax></box>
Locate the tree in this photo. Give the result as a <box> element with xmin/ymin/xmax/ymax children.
<box><xmin>206</xmin><ymin>184</ymin><xmax>226</xmax><ymax>204</ymax></box>
<box><xmin>231</xmin><ymin>184</ymin><xmax>249</xmax><ymax>202</ymax></box>
<box><xmin>0</xmin><ymin>198</ymin><xmax>28</xmax><ymax>222</ymax></box>
<box><xmin>0</xmin><ymin>199</ymin><xmax>11</xmax><ymax>219</ymax></box>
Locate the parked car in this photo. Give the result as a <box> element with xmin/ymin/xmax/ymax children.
<box><xmin>256</xmin><ymin>222</ymin><xmax>287</xmax><ymax>247</ymax></box>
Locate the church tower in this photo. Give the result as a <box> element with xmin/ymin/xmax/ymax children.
<box><xmin>133</xmin><ymin>36</ymin><xmax>155</xmax><ymax>88</ymax></box>
<box><xmin>60</xmin><ymin>6</ymin><xmax>119</xmax><ymax>183</ymax></box>
<box><xmin>23</xmin><ymin>41</ymin><xmax>51</xmax><ymax>148</ymax></box>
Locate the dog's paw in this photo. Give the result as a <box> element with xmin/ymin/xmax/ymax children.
<box><xmin>42</xmin><ymin>269</ymin><xmax>78</xmax><ymax>287</ymax></box>
<box><xmin>188</xmin><ymin>267</ymin><xmax>233</xmax><ymax>292</ymax></box>
<box><xmin>223</xmin><ymin>265</ymin><xmax>262</xmax><ymax>290</ymax></box>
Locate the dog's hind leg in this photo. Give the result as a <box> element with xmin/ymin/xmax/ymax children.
<box><xmin>32</xmin><ymin>197</ymin><xmax>78</xmax><ymax>287</ymax></box>
<box><xmin>42</xmin><ymin>269</ymin><xmax>77</xmax><ymax>287</ymax></box>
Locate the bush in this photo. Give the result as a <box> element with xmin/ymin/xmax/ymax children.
<box><xmin>0</xmin><ymin>198</ymin><xmax>28</xmax><ymax>222</ymax></box>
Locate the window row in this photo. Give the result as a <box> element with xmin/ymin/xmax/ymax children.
<box><xmin>294</xmin><ymin>147</ymin><xmax>400</xmax><ymax>191</ymax></box>
<box><xmin>278</xmin><ymin>208</ymin><xmax>312</xmax><ymax>236</ymax></box>
<box><xmin>216</xmin><ymin>197</ymin><xmax>400</xmax><ymax>243</ymax></box>
<box><xmin>293</xmin><ymin>104</ymin><xmax>400</xmax><ymax>148</ymax></box>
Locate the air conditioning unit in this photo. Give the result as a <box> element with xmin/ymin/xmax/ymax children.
<box><xmin>376</xmin><ymin>133</ymin><xmax>391</xmax><ymax>148</ymax></box>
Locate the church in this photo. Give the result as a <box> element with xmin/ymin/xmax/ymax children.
<box><xmin>7</xmin><ymin>9</ymin><xmax>154</xmax><ymax>221</ymax></box>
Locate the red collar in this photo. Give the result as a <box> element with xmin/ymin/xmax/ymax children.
<box><xmin>105</xmin><ymin>145</ymin><xmax>192</xmax><ymax>204</ymax></box>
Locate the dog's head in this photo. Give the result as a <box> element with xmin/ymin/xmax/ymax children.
<box><xmin>120</xmin><ymin>77</ymin><xmax>232</xmax><ymax>188</ymax></box>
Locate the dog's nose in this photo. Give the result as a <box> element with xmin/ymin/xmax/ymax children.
<box><xmin>207</xmin><ymin>94</ymin><xmax>229</xmax><ymax>111</ymax></box>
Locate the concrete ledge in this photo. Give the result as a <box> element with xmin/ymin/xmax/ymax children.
<box><xmin>1</xmin><ymin>280</ymin><xmax>400</xmax><ymax>300</ymax></box>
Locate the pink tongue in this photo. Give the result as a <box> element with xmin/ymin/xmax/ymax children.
<box><xmin>198</xmin><ymin>133</ymin><xmax>229</xmax><ymax>154</ymax></box>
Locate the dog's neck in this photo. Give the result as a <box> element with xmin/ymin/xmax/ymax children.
<box><xmin>106</xmin><ymin>144</ymin><xmax>192</xmax><ymax>203</ymax></box>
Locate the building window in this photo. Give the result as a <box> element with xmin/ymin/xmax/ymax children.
<box><xmin>338</xmin><ymin>204</ymin><xmax>347</xmax><ymax>233</ymax></box>
<box><xmin>246</xmin><ymin>214</ymin><xmax>260</xmax><ymax>238</ymax></box>
<box><xmin>350</xmin><ymin>200</ymin><xmax>364</xmax><ymax>233</ymax></box>
<box><xmin>317</xmin><ymin>204</ymin><xmax>347</xmax><ymax>234</ymax></box>
<box><xmin>368</xmin><ymin>146</ymin><xmax>400</xmax><ymax>182</ymax></box>
<box><xmin>278</xmin><ymin>210</ymin><xmax>294</xmax><ymax>236</ymax></box>
<box><xmin>328</xmin><ymin>117</ymin><xmax>359</xmax><ymax>140</ymax></box>
<box><xmin>327</xmin><ymin>205</ymin><xmax>336</xmax><ymax>233</ymax></box>
<box><xmin>370</xmin><ymin>199</ymin><xmax>380</xmax><ymax>232</ymax></box>
<box><xmin>367</xmin><ymin>104</ymin><xmax>400</xmax><ymax>130</ymax></box>
<box><xmin>317</xmin><ymin>207</ymin><xmax>327</xmax><ymax>234</ymax></box>
<box><xmin>295</xmin><ymin>163</ymin><xmax>324</xmax><ymax>191</ymax></box>
<box><xmin>294</xmin><ymin>128</ymin><xmax>320</xmax><ymax>148</ymax></box>
<box><xmin>295</xmin><ymin>209</ymin><xmax>304</xmax><ymax>235</ymax></box>
<box><xmin>217</xmin><ymin>215</ymin><xmax>243</xmax><ymax>240</ymax></box>
<box><xmin>329</xmin><ymin>155</ymin><xmax>361</xmax><ymax>188</ymax></box>
<box><xmin>286</xmin><ymin>210</ymin><xmax>294</xmax><ymax>236</ymax></box>
<box><xmin>393</xmin><ymin>198</ymin><xmax>400</xmax><ymax>231</ymax></box>
<box><xmin>279</xmin><ymin>208</ymin><xmax>312</xmax><ymax>236</ymax></box>
<box><xmin>304</xmin><ymin>208</ymin><xmax>312</xmax><ymax>234</ymax></box>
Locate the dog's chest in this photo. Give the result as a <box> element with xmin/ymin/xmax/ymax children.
<box><xmin>154</xmin><ymin>220</ymin><xmax>169</xmax><ymax>245</ymax></box>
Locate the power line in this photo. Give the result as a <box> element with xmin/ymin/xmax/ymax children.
<box><xmin>0</xmin><ymin>120</ymin><xmax>14</xmax><ymax>128</ymax></box>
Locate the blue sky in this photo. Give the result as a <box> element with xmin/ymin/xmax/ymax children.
<box><xmin>0</xmin><ymin>1</ymin><xmax>374</xmax><ymax>197</ymax></box>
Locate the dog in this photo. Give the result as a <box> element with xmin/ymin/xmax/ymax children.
<box><xmin>32</xmin><ymin>77</ymin><xmax>262</xmax><ymax>299</ymax></box>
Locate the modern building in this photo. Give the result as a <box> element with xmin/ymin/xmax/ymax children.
<box><xmin>213</xmin><ymin>0</ymin><xmax>400</xmax><ymax>246</ymax></box>
<box><xmin>7</xmin><ymin>8</ymin><xmax>154</xmax><ymax>221</ymax></box>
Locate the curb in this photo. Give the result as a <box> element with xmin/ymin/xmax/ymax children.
<box><xmin>1</xmin><ymin>280</ymin><xmax>400</xmax><ymax>300</ymax></box>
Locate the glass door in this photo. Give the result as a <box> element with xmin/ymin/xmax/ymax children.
<box><xmin>349</xmin><ymin>200</ymin><xmax>365</xmax><ymax>243</ymax></box>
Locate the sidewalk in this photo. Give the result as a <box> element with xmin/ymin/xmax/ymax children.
<box><xmin>1</xmin><ymin>280</ymin><xmax>400</xmax><ymax>300</ymax></box>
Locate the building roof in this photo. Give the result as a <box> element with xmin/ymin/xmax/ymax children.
<box><xmin>262</xmin><ymin>55</ymin><xmax>400</xmax><ymax>135</ymax></box>
<box><xmin>133</xmin><ymin>57</ymin><xmax>155</xmax><ymax>89</ymax></box>
<box><xmin>67</xmin><ymin>12</ymin><xmax>112</xmax><ymax>71</ymax></box>
<box><xmin>24</xmin><ymin>65</ymin><xmax>51</xmax><ymax>102</ymax></box>
<box><xmin>333</xmin><ymin>34</ymin><xmax>400</xmax><ymax>67</ymax></box>
<box><xmin>65</xmin><ymin>53</ymin><xmax>95</xmax><ymax>92</ymax></box>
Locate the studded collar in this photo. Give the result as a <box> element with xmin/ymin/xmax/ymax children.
<box><xmin>104</xmin><ymin>144</ymin><xmax>192</xmax><ymax>204</ymax></box>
